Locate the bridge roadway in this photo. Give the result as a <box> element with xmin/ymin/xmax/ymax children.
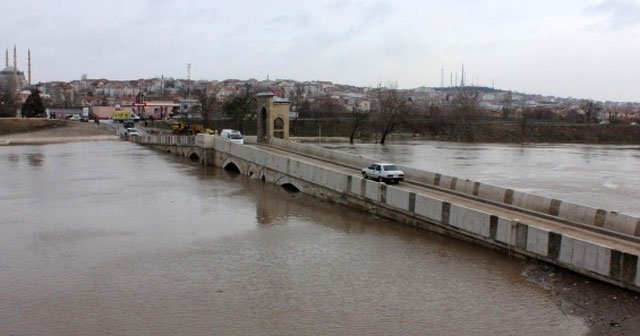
<box><xmin>250</xmin><ymin>143</ymin><xmax>640</xmax><ymax>258</ymax></box>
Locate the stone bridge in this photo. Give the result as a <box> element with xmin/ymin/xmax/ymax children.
<box><xmin>129</xmin><ymin>133</ymin><xmax>640</xmax><ymax>293</ymax></box>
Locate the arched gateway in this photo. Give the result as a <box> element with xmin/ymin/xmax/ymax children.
<box><xmin>256</xmin><ymin>92</ymin><xmax>290</xmax><ymax>143</ymax></box>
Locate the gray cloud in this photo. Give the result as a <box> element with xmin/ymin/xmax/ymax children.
<box><xmin>3</xmin><ymin>0</ymin><xmax>640</xmax><ymax>101</ymax></box>
<box><xmin>585</xmin><ymin>0</ymin><xmax>640</xmax><ymax>30</ymax></box>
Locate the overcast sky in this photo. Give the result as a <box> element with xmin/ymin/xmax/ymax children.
<box><xmin>2</xmin><ymin>0</ymin><xmax>639</xmax><ymax>101</ymax></box>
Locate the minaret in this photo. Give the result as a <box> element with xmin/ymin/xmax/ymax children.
<box><xmin>4</xmin><ymin>49</ymin><xmax>7</xmax><ymax>68</ymax></box>
<box><xmin>460</xmin><ymin>64</ymin><xmax>465</xmax><ymax>87</ymax></box>
<box><xmin>28</xmin><ymin>49</ymin><xmax>31</xmax><ymax>85</ymax></box>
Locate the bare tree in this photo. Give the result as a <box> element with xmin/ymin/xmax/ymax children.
<box><xmin>309</xmin><ymin>94</ymin><xmax>345</xmax><ymax>133</ymax></box>
<box><xmin>222</xmin><ymin>84</ymin><xmax>256</xmax><ymax>132</ymax></box>
<box><xmin>194</xmin><ymin>83</ymin><xmax>221</xmax><ymax>129</ymax></box>
<box><xmin>501</xmin><ymin>91</ymin><xmax>513</xmax><ymax>119</ymax></box>
<box><xmin>518</xmin><ymin>108</ymin><xmax>534</xmax><ymax>144</ymax></box>
<box><xmin>0</xmin><ymin>77</ymin><xmax>18</xmax><ymax>117</ymax></box>
<box><xmin>374</xmin><ymin>85</ymin><xmax>407</xmax><ymax>145</ymax></box>
<box><xmin>580</xmin><ymin>100</ymin><xmax>601</xmax><ymax>123</ymax></box>
<box><xmin>348</xmin><ymin>105</ymin><xmax>370</xmax><ymax>144</ymax></box>
<box><xmin>312</xmin><ymin>94</ymin><xmax>342</xmax><ymax>120</ymax></box>
<box><xmin>449</xmin><ymin>86</ymin><xmax>481</xmax><ymax>141</ymax></box>
<box><xmin>289</xmin><ymin>83</ymin><xmax>306</xmax><ymax>135</ymax></box>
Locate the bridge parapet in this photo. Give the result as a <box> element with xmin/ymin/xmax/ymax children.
<box><xmin>270</xmin><ymin>138</ymin><xmax>640</xmax><ymax>239</ymax></box>
<box><xmin>131</xmin><ymin>134</ymin><xmax>195</xmax><ymax>147</ymax></box>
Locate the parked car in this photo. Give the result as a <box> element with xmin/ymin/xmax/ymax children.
<box><xmin>124</xmin><ymin>128</ymin><xmax>141</xmax><ymax>136</ymax></box>
<box><xmin>220</xmin><ymin>129</ymin><xmax>244</xmax><ymax>145</ymax></box>
<box><xmin>68</xmin><ymin>115</ymin><xmax>81</xmax><ymax>121</ymax></box>
<box><xmin>361</xmin><ymin>163</ymin><xmax>405</xmax><ymax>184</ymax></box>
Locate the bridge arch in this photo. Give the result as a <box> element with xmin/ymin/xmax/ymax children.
<box><xmin>188</xmin><ymin>151</ymin><xmax>200</xmax><ymax>162</ymax></box>
<box><xmin>221</xmin><ymin>158</ymin><xmax>243</xmax><ymax>174</ymax></box>
<box><xmin>275</xmin><ymin>176</ymin><xmax>303</xmax><ymax>193</ymax></box>
<box><xmin>280</xmin><ymin>183</ymin><xmax>301</xmax><ymax>193</ymax></box>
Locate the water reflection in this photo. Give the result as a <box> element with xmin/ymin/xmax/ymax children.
<box><xmin>26</xmin><ymin>153</ymin><xmax>45</xmax><ymax>166</ymax></box>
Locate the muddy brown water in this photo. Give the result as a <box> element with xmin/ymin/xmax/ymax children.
<box><xmin>0</xmin><ymin>141</ymin><xmax>592</xmax><ymax>335</ymax></box>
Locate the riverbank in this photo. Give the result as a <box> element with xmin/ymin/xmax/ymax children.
<box><xmin>525</xmin><ymin>262</ymin><xmax>640</xmax><ymax>336</ymax></box>
<box><xmin>290</xmin><ymin>120</ymin><xmax>640</xmax><ymax>144</ymax></box>
<box><xmin>0</xmin><ymin>118</ymin><xmax>119</xmax><ymax>145</ymax></box>
<box><xmin>413</xmin><ymin>122</ymin><xmax>640</xmax><ymax>144</ymax></box>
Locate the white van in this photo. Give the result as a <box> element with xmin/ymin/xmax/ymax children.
<box><xmin>220</xmin><ymin>129</ymin><xmax>244</xmax><ymax>145</ymax></box>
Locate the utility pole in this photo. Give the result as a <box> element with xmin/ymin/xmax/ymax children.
<box><xmin>187</xmin><ymin>63</ymin><xmax>191</xmax><ymax>99</ymax></box>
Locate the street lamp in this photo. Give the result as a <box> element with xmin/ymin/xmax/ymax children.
<box><xmin>317</xmin><ymin>123</ymin><xmax>322</xmax><ymax>144</ymax></box>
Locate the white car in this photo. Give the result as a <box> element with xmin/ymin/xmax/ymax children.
<box><xmin>220</xmin><ymin>129</ymin><xmax>244</xmax><ymax>145</ymax></box>
<box><xmin>124</xmin><ymin>128</ymin><xmax>141</xmax><ymax>136</ymax></box>
<box><xmin>361</xmin><ymin>163</ymin><xmax>405</xmax><ymax>184</ymax></box>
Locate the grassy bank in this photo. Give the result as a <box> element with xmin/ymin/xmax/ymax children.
<box><xmin>0</xmin><ymin>118</ymin><xmax>69</xmax><ymax>136</ymax></box>
<box><xmin>291</xmin><ymin>120</ymin><xmax>640</xmax><ymax>144</ymax></box>
<box><xmin>435</xmin><ymin>123</ymin><xmax>640</xmax><ymax>144</ymax></box>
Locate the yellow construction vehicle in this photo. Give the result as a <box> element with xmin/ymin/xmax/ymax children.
<box><xmin>113</xmin><ymin>111</ymin><xmax>133</xmax><ymax>122</ymax></box>
<box><xmin>171</xmin><ymin>122</ymin><xmax>205</xmax><ymax>135</ymax></box>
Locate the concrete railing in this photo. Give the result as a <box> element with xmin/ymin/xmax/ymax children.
<box><xmin>131</xmin><ymin>135</ymin><xmax>195</xmax><ymax>147</ymax></box>
<box><xmin>270</xmin><ymin>138</ymin><xmax>640</xmax><ymax>238</ymax></box>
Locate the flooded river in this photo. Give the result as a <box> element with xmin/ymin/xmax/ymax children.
<box><xmin>0</xmin><ymin>140</ymin><xmax>606</xmax><ymax>335</ymax></box>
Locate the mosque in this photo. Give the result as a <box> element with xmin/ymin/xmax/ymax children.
<box><xmin>0</xmin><ymin>46</ymin><xmax>30</xmax><ymax>92</ymax></box>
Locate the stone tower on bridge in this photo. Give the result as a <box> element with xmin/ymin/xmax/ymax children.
<box><xmin>256</xmin><ymin>92</ymin><xmax>290</xmax><ymax>143</ymax></box>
